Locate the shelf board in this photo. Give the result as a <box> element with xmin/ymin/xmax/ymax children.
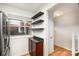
<box><xmin>31</xmin><ymin>11</ymin><xmax>44</xmax><ymax>19</ymax></box>
<box><xmin>31</xmin><ymin>28</ymin><xmax>44</xmax><ymax>30</ymax></box>
<box><xmin>32</xmin><ymin>20</ymin><xmax>44</xmax><ymax>24</ymax></box>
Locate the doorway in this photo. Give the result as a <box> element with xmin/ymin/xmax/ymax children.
<box><xmin>47</xmin><ymin>3</ymin><xmax>79</xmax><ymax>56</ymax></box>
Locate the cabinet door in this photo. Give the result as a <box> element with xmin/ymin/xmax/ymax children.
<box><xmin>31</xmin><ymin>40</ymin><xmax>36</xmax><ymax>56</ymax></box>
<box><xmin>29</xmin><ymin>38</ymin><xmax>31</xmax><ymax>55</ymax></box>
<box><xmin>36</xmin><ymin>43</ymin><xmax>43</xmax><ymax>56</ymax></box>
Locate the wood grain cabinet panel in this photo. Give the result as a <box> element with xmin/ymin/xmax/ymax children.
<box><xmin>29</xmin><ymin>37</ymin><xmax>43</xmax><ymax>56</ymax></box>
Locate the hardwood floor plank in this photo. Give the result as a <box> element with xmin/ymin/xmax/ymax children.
<box><xmin>49</xmin><ymin>45</ymin><xmax>72</xmax><ymax>56</ymax></box>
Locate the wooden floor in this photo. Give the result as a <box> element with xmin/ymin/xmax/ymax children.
<box><xmin>22</xmin><ymin>53</ymin><xmax>30</xmax><ymax>56</ymax></box>
<box><xmin>49</xmin><ymin>45</ymin><xmax>72</xmax><ymax>56</ymax></box>
<box><xmin>23</xmin><ymin>45</ymin><xmax>72</xmax><ymax>56</ymax></box>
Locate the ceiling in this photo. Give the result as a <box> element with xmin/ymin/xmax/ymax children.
<box><xmin>0</xmin><ymin>3</ymin><xmax>47</xmax><ymax>13</ymax></box>
<box><xmin>50</xmin><ymin>3</ymin><xmax>79</xmax><ymax>17</ymax></box>
<box><xmin>49</xmin><ymin>3</ymin><xmax>79</xmax><ymax>27</ymax></box>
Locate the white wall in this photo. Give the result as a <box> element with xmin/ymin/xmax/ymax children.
<box><xmin>55</xmin><ymin>27</ymin><xmax>79</xmax><ymax>50</ymax></box>
<box><xmin>53</xmin><ymin>4</ymin><xmax>79</xmax><ymax>51</ymax></box>
<box><xmin>48</xmin><ymin>12</ymin><xmax>54</xmax><ymax>54</ymax></box>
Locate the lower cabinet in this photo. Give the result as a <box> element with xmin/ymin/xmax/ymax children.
<box><xmin>29</xmin><ymin>37</ymin><xmax>43</xmax><ymax>56</ymax></box>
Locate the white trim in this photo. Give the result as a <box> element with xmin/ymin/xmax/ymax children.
<box><xmin>72</xmin><ymin>32</ymin><xmax>75</xmax><ymax>56</ymax></box>
<box><xmin>55</xmin><ymin>44</ymin><xmax>72</xmax><ymax>51</ymax></box>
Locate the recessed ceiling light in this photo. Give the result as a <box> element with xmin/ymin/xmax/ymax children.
<box><xmin>55</xmin><ymin>13</ymin><xmax>60</xmax><ymax>16</ymax></box>
<box><xmin>53</xmin><ymin>11</ymin><xmax>62</xmax><ymax>17</ymax></box>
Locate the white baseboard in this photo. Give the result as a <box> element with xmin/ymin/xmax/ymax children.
<box><xmin>55</xmin><ymin>44</ymin><xmax>72</xmax><ymax>51</ymax></box>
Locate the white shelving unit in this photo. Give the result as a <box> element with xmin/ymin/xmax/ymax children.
<box><xmin>30</xmin><ymin>11</ymin><xmax>44</xmax><ymax>56</ymax></box>
<box><xmin>31</xmin><ymin>11</ymin><xmax>44</xmax><ymax>39</ymax></box>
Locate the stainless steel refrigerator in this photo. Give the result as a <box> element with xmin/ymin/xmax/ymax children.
<box><xmin>0</xmin><ymin>11</ymin><xmax>10</xmax><ymax>56</ymax></box>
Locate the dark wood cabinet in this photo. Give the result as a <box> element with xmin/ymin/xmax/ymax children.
<box><xmin>29</xmin><ymin>37</ymin><xmax>43</xmax><ymax>56</ymax></box>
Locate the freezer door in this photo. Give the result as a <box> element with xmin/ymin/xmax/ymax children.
<box><xmin>0</xmin><ymin>12</ymin><xmax>4</xmax><ymax>55</ymax></box>
<box><xmin>0</xmin><ymin>11</ymin><xmax>10</xmax><ymax>56</ymax></box>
